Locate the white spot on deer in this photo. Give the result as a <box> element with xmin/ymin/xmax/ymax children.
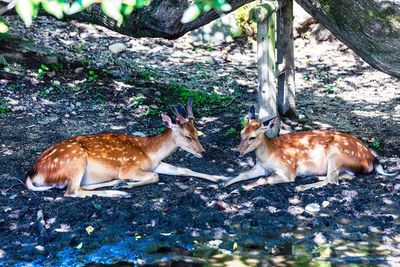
<box><xmin>54</xmin><ymin>158</ymin><xmax>59</xmax><ymax>163</ymax></box>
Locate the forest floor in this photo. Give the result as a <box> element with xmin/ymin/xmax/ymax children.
<box><xmin>0</xmin><ymin>16</ymin><xmax>399</xmax><ymax>267</ymax></box>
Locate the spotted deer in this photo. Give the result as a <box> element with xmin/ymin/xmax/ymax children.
<box><xmin>26</xmin><ymin>99</ymin><xmax>227</xmax><ymax>197</ymax></box>
<box><xmin>225</xmin><ymin>106</ymin><xmax>397</xmax><ymax>191</ymax></box>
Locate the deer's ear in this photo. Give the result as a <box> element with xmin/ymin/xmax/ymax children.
<box><xmin>161</xmin><ymin>114</ymin><xmax>174</xmax><ymax>128</ymax></box>
<box><xmin>261</xmin><ymin>116</ymin><xmax>278</xmax><ymax>131</ymax></box>
<box><xmin>248</xmin><ymin>105</ymin><xmax>256</xmax><ymax>120</ymax></box>
<box><xmin>187</xmin><ymin>98</ymin><xmax>194</xmax><ymax>120</ymax></box>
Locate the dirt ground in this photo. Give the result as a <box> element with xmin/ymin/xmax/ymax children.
<box><xmin>0</xmin><ymin>15</ymin><xmax>399</xmax><ymax>266</ymax></box>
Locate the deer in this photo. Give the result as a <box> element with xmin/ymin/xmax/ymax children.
<box><xmin>225</xmin><ymin>106</ymin><xmax>397</xmax><ymax>191</ymax></box>
<box><xmin>26</xmin><ymin>99</ymin><xmax>228</xmax><ymax>198</ymax></box>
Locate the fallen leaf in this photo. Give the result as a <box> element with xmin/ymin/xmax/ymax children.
<box><xmin>86</xmin><ymin>226</ymin><xmax>94</xmax><ymax>235</ymax></box>
<box><xmin>93</xmin><ymin>203</ymin><xmax>102</xmax><ymax>209</ymax></box>
<box><xmin>76</xmin><ymin>242</ymin><xmax>83</xmax><ymax>249</ymax></box>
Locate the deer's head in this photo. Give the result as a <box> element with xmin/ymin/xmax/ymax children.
<box><xmin>235</xmin><ymin>106</ymin><xmax>278</xmax><ymax>156</ymax></box>
<box><xmin>161</xmin><ymin>99</ymin><xmax>205</xmax><ymax>158</ymax></box>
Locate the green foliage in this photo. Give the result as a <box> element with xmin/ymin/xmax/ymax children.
<box><xmin>36</xmin><ymin>64</ymin><xmax>49</xmax><ymax>79</ymax></box>
<box><xmin>0</xmin><ymin>18</ymin><xmax>9</xmax><ymax>33</ymax></box>
<box><xmin>240</xmin><ymin>116</ymin><xmax>246</xmax><ymax>128</ymax></box>
<box><xmin>370</xmin><ymin>140</ymin><xmax>382</xmax><ymax>151</ymax></box>
<box><xmin>235</xmin><ymin>4</ymin><xmax>256</xmax><ymax>38</ymax></box>
<box><xmin>323</xmin><ymin>85</ymin><xmax>335</xmax><ymax>94</ymax></box>
<box><xmin>0</xmin><ymin>98</ymin><xmax>11</xmax><ymax>116</ymax></box>
<box><xmin>181</xmin><ymin>0</ymin><xmax>231</xmax><ymax>23</ymax></box>
<box><xmin>38</xmin><ymin>82</ymin><xmax>66</xmax><ymax>96</ymax></box>
<box><xmin>139</xmin><ymin>68</ymin><xmax>159</xmax><ymax>81</ymax></box>
<box><xmin>88</xmin><ymin>69</ymin><xmax>98</xmax><ymax>82</ymax></box>
<box><xmin>130</xmin><ymin>96</ymin><xmax>144</xmax><ymax>108</ymax></box>
<box><xmin>6</xmin><ymin>0</ymin><xmax>151</xmax><ymax>32</ymax></box>
<box><xmin>164</xmin><ymin>82</ymin><xmax>234</xmax><ymax>114</ymax></box>
<box><xmin>223</xmin><ymin>127</ymin><xmax>239</xmax><ymax>138</ymax></box>
<box><xmin>89</xmin><ymin>95</ymin><xmax>107</xmax><ymax>105</ymax></box>
<box><xmin>50</xmin><ymin>62</ymin><xmax>63</xmax><ymax>71</ymax></box>
<box><xmin>303</xmin><ymin>74</ymin><xmax>311</xmax><ymax>82</ymax></box>
<box><xmin>146</xmin><ymin>107</ymin><xmax>159</xmax><ymax>117</ymax></box>
<box><xmin>35</xmin><ymin>63</ymin><xmax>63</xmax><ymax>79</ymax></box>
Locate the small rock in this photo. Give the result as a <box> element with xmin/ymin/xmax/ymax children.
<box><xmin>305</xmin><ymin>203</ymin><xmax>320</xmax><ymax>213</ymax></box>
<box><xmin>74</xmin><ymin>67</ymin><xmax>84</xmax><ymax>74</ymax></box>
<box><xmin>109</xmin><ymin>43</ymin><xmax>127</xmax><ymax>54</ymax></box>
<box><xmin>11</xmin><ymin>106</ymin><xmax>26</xmax><ymax>112</ymax></box>
<box><xmin>42</xmin><ymin>56</ymin><xmax>59</xmax><ymax>65</ymax></box>
<box><xmin>35</xmin><ymin>245</ymin><xmax>45</xmax><ymax>251</ymax></box>
<box><xmin>322</xmin><ymin>201</ymin><xmax>330</xmax><ymax>208</ymax></box>
<box><xmin>132</xmin><ymin>131</ymin><xmax>146</xmax><ymax>137</ymax></box>
<box><xmin>313</xmin><ymin>232</ymin><xmax>327</xmax><ymax>244</ymax></box>
<box><xmin>288</xmin><ymin>205</ymin><xmax>304</xmax><ymax>215</ymax></box>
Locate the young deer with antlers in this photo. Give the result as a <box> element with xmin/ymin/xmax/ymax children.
<box><xmin>26</xmin><ymin>100</ymin><xmax>227</xmax><ymax>197</ymax></box>
<box><xmin>225</xmin><ymin>106</ymin><xmax>397</xmax><ymax>191</ymax></box>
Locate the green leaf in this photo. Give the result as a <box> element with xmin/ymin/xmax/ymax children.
<box><xmin>76</xmin><ymin>242</ymin><xmax>83</xmax><ymax>249</ymax></box>
<box><xmin>42</xmin><ymin>0</ymin><xmax>64</xmax><ymax>19</ymax></box>
<box><xmin>0</xmin><ymin>21</ymin><xmax>9</xmax><ymax>33</ymax></box>
<box><xmin>67</xmin><ymin>0</ymin><xmax>95</xmax><ymax>15</ymax></box>
<box><xmin>181</xmin><ymin>4</ymin><xmax>201</xmax><ymax>23</ymax></box>
<box><xmin>93</xmin><ymin>203</ymin><xmax>102</xmax><ymax>209</ymax></box>
<box><xmin>101</xmin><ymin>0</ymin><xmax>123</xmax><ymax>24</ymax></box>
<box><xmin>220</xmin><ymin>3</ymin><xmax>231</xmax><ymax>12</ymax></box>
<box><xmin>121</xmin><ymin>4</ymin><xmax>135</xmax><ymax>16</ymax></box>
<box><xmin>16</xmin><ymin>0</ymin><xmax>35</xmax><ymax>26</ymax></box>
<box><xmin>136</xmin><ymin>0</ymin><xmax>150</xmax><ymax>8</ymax></box>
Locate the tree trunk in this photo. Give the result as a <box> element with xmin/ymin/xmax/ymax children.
<box><xmin>68</xmin><ymin>0</ymin><xmax>254</xmax><ymax>39</ymax></box>
<box><xmin>277</xmin><ymin>0</ymin><xmax>297</xmax><ymax>120</ymax></box>
<box><xmin>251</xmin><ymin>2</ymin><xmax>280</xmax><ymax>138</ymax></box>
<box><xmin>6</xmin><ymin>0</ymin><xmax>399</xmax><ymax>78</ymax></box>
<box><xmin>295</xmin><ymin>0</ymin><xmax>400</xmax><ymax>79</ymax></box>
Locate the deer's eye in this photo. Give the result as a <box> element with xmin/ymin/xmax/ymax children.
<box><xmin>186</xmin><ymin>136</ymin><xmax>192</xmax><ymax>141</ymax></box>
<box><xmin>249</xmin><ymin>136</ymin><xmax>256</xmax><ymax>142</ymax></box>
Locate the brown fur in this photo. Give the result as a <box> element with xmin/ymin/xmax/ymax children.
<box><xmin>229</xmin><ymin>118</ymin><xmax>377</xmax><ymax>190</ymax></box>
<box><xmin>27</xmin><ymin>129</ymin><xmax>178</xmax><ymax>196</ymax></box>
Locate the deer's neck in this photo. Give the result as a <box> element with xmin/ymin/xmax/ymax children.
<box><xmin>256</xmin><ymin>134</ymin><xmax>273</xmax><ymax>161</ymax></box>
<box><xmin>145</xmin><ymin>128</ymin><xmax>178</xmax><ymax>164</ymax></box>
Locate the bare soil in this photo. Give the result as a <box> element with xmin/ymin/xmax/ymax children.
<box><xmin>0</xmin><ymin>16</ymin><xmax>399</xmax><ymax>266</ymax></box>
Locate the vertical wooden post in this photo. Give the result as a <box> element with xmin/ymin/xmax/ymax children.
<box><xmin>250</xmin><ymin>1</ymin><xmax>279</xmax><ymax>138</ymax></box>
<box><xmin>277</xmin><ymin>0</ymin><xmax>297</xmax><ymax>119</ymax></box>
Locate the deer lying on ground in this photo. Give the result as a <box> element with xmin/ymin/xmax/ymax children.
<box><xmin>26</xmin><ymin>99</ymin><xmax>227</xmax><ymax>197</ymax></box>
<box><xmin>225</xmin><ymin>106</ymin><xmax>397</xmax><ymax>191</ymax></box>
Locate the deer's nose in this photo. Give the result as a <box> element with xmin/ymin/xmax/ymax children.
<box><xmin>199</xmin><ymin>148</ymin><xmax>205</xmax><ymax>155</ymax></box>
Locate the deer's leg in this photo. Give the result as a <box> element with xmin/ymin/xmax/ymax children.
<box><xmin>81</xmin><ymin>180</ymin><xmax>122</xmax><ymax>190</ymax></box>
<box><xmin>112</xmin><ymin>169</ymin><xmax>159</xmax><ymax>189</ymax></box>
<box><xmin>224</xmin><ymin>164</ymin><xmax>267</xmax><ymax>187</ymax></box>
<box><xmin>153</xmin><ymin>162</ymin><xmax>228</xmax><ymax>182</ymax></box>
<box><xmin>242</xmin><ymin>169</ymin><xmax>295</xmax><ymax>191</ymax></box>
<box><xmin>296</xmin><ymin>153</ymin><xmax>340</xmax><ymax>192</ymax></box>
<box><xmin>64</xmin><ymin>162</ymin><xmax>128</xmax><ymax>198</ymax></box>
